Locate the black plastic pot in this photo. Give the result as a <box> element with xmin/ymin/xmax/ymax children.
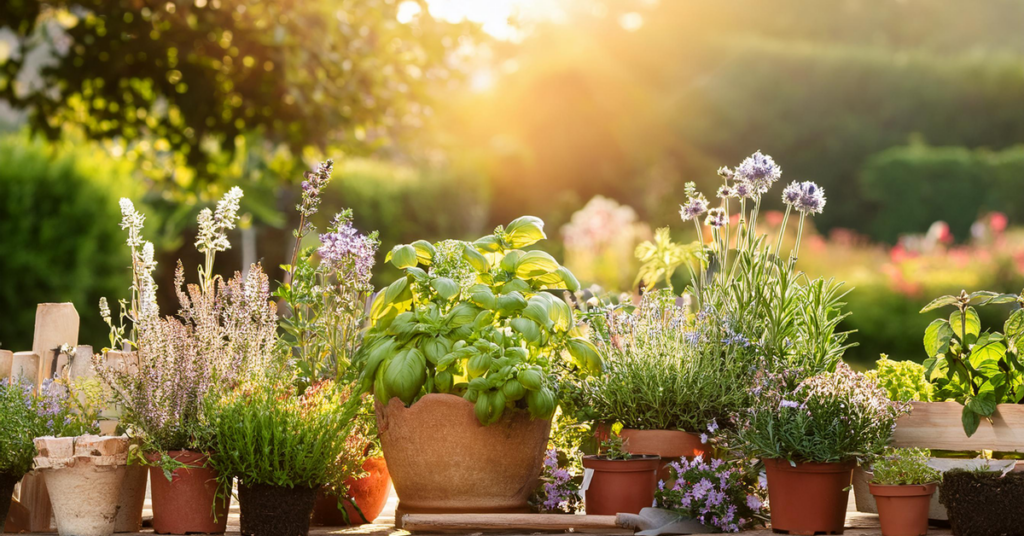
<box><xmin>939</xmin><ymin>469</ymin><xmax>1024</xmax><ymax>536</ymax></box>
<box><xmin>238</xmin><ymin>483</ymin><xmax>318</xmax><ymax>536</ymax></box>
<box><xmin>0</xmin><ymin>472</ymin><xmax>19</xmax><ymax>531</ymax></box>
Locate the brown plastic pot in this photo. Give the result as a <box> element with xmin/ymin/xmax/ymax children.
<box><xmin>146</xmin><ymin>451</ymin><xmax>230</xmax><ymax>535</ymax></box>
<box><xmin>311</xmin><ymin>456</ymin><xmax>392</xmax><ymax>526</ymax></box>
<box><xmin>620</xmin><ymin>429</ymin><xmax>707</xmax><ymax>482</ymax></box>
<box><xmin>764</xmin><ymin>458</ymin><xmax>856</xmax><ymax>535</ymax></box>
<box><xmin>582</xmin><ymin>455</ymin><xmax>660</xmax><ymax>515</ymax></box>
<box><xmin>376</xmin><ymin>394</ymin><xmax>551</xmax><ymax>522</ymax></box>
<box><xmin>870</xmin><ymin>483</ymin><xmax>937</xmax><ymax>536</ymax></box>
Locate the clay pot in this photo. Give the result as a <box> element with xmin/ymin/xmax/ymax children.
<box><xmin>763</xmin><ymin>458</ymin><xmax>855</xmax><ymax>535</ymax></box>
<box><xmin>0</xmin><ymin>472</ymin><xmax>20</xmax><ymax>532</ymax></box>
<box><xmin>146</xmin><ymin>450</ymin><xmax>230</xmax><ymax>535</ymax></box>
<box><xmin>376</xmin><ymin>394</ymin><xmax>551</xmax><ymax>521</ymax></box>
<box><xmin>311</xmin><ymin>456</ymin><xmax>392</xmax><ymax>525</ymax></box>
<box><xmin>238</xmin><ymin>483</ymin><xmax>317</xmax><ymax>536</ymax></box>
<box><xmin>114</xmin><ymin>464</ymin><xmax>148</xmax><ymax>533</ymax></box>
<box><xmin>581</xmin><ymin>455</ymin><xmax>660</xmax><ymax>515</ymax></box>
<box><xmin>870</xmin><ymin>483</ymin><xmax>937</xmax><ymax>536</ymax></box>
<box><xmin>619</xmin><ymin>429</ymin><xmax>707</xmax><ymax>482</ymax></box>
<box><xmin>34</xmin><ymin>435</ymin><xmax>130</xmax><ymax>536</ymax></box>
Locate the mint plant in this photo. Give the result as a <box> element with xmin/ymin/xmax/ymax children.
<box><xmin>921</xmin><ymin>289</ymin><xmax>1022</xmax><ymax>436</ymax></box>
<box><xmin>355</xmin><ymin>216</ymin><xmax>604</xmax><ymax>424</ymax></box>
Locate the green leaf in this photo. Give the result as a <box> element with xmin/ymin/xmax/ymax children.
<box><xmin>974</xmin><ymin>291</ymin><xmax>1018</xmax><ymax>306</ymax></box>
<box><xmin>499</xmin><ymin>250</ymin><xmax>523</xmax><ymax>273</ymax></box>
<box><xmin>505</xmin><ymin>216</ymin><xmax>547</xmax><ymax>248</ymax></box>
<box><xmin>966</xmin><ymin>391</ymin><xmax>998</xmax><ymax>417</ymax></box>
<box><xmin>518</xmin><ymin>367</ymin><xmax>544</xmax><ymax>390</ymax></box>
<box><xmin>462</xmin><ymin>244</ymin><xmax>491</xmax><ymax>273</ymax></box>
<box><xmin>515</xmin><ymin>250</ymin><xmax>560</xmax><ymax>279</ymax></box>
<box><xmin>522</xmin><ymin>298</ymin><xmax>554</xmax><ymax>330</ymax></box>
<box><xmin>445</xmin><ymin>303</ymin><xmax>480</xmax><ymax>327</ymax></box>
<box><xmin>469</xmin><ymin>286</ymin><xmax>497</xmax><ymax>310</ymax></box>
<box><xmin>510</xmin><ymin>317</ymin><xmax>542</xmax><ymax>344</ymax></box>
<box><xmin>961</xmin><ymin>405</ymin><xmax>981</xmax><ymax>437</ymax></box>
<box><xmin>920</xmin><ymin>295</ymin><xmax>959</xmax><ymax>313</ymax></box>
<box><xmin>474</xmin><ymin>234</ymin><xmax>504</xmax><ymax>253</ymax></box>
<box><xmin>390</xmin><ymin>244</ymin><xmax>418</xmax><ymax>269</ymax></box>
<box><xmin>496</xmin><ymin>292</ymin><xmax>528</xmax><ymax>315</ymax></box>
<box><xmin>411</xmin><ymin>240</ymin><xmax>436</xmax><ymax>265</ymax></box>
<box><xmin>383</xmin><ymin>277</ymin><xmax>412</xmax><ymax>308</ymax></box>
<box><xmin>924</xmin><ymin>319</ymin><xmax>954</xmax><ymax>357</ymax></box>
<box><xmin>950</xmin><ymin>307</ymin><xmax>981</xmax><ymax>338</ymax></box>
<box><xmin>383</xmin><ymin>348</ymin><xmax>427</xmax><ymax>405</ymax></box>
<box><xmin>499</xmin><ymin>278</ymin><xmax>530</xmax><ymax>295</ymax></box>
<box><xmin>1006</xmin><ymin>310</ymin><xmax>1024</xmax><ymax>350</ymax></box>
<box><xmin>431</xmin><ymin>277</ymin><xmax>460</xmax><ymax>300</ymax></box>
<box><xmin>566</xmin><ymin>338</ymin><xmax>604</xmax><ymax>374</ymax></box>
<box><xmin>555</xmin><ymin>267</ymin><xmax>580</xmax><ymax>292</ymax></box>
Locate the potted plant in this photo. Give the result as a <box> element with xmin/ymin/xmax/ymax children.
<box><xmin>853</xmin><ymin>356</ymin><xmax>933</xmax><ymax>514</ymax></box>
<box><xmin>353</xmin><ymin>215</ymin><xmax>604</xmax><ymax>519</ymax></box>
<box><xmin>94</xmin><ymin>191</ymin><xmax>277</xmax><ymax>534</ymax></box>
<box><xmin>869</xmin><ymin>448</ymin><xmax>941</xmax><ymax>536</ymax></box>
<box><xmin>939</xmin><ymin>466</ymin><xmax>1024</xmax><ymax>536</ymax></box>
<box><xmin>581</xmin><ymin>433</ymin><xmax>660</xmax><ymax>515</ymax></box>
<box><xmin>274</xmin><ymin>162</ymin><xmax>391</xmax><ymax>525</ymax></box>
<box><xmin>207</xmin><ymin>376</ymin><xmax>360</xmax><ymax>536</ymax></box>
<box><xmin>735</xmin><ymin>366</ymin><xmax>908</xmax><ymax>535</ymax></box>
<box><xmin>654</xmin><ymin>454</ymin><xmax>767</xmax><ymax>532</ymax></box>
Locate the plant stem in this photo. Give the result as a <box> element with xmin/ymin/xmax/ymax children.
<box><xmin>284</xmin><ymin>214</ymin><xmax>307</xmax><ymax>285</ymax></box>
<box><xmin>774</xmin><ymin>206</ymin><xmax>792</xmax><ymax>258</ymax></box>
<box><xmin>790</xmin><ymin>213</ymin><xmax>806</xmax><ymax>270</ymax></box>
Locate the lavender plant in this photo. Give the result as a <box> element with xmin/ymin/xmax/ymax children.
<box><xmin>654</xmin><ymin>456</ymin><xmax>767</xmax><ymax>532</ymax></box>
<box><xmin>734</xmin><ymin>365</ymin><xmax>908</xmax><ymax>464</ymax></box>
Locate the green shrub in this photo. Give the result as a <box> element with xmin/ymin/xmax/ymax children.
<box><xmin>864</xmin><ymin>355</ymin><xmax>932</xmax><ymax>402</ymax></box>
<box><xmin>0</xmin><ymin>134</ymin><xmax>135</xmax><ymax>351</ymax></box>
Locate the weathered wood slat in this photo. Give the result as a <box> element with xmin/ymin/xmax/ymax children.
<box><xmin>31</xmin><ymin>303</ymin><xmax>79</xmax><ymax>388</ymax></box>
<box><xmin>401</xmin><ymin>513</ymin><xmax>623</xmax><ymax>533</ymax></box>
<box><xmin>892</xmin><ymin>401</ymin><xmax>1024</xmax><ymax>452</ymax></box>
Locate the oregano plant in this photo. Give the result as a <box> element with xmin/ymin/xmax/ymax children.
<box><xmin>354</xmin><ymin>216</ymin><xmax>605</xmax><ymax>425</ymax></box>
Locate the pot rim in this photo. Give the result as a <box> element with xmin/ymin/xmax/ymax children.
<box><xmin>868</xmin><ymin>482</ymin><xmax>939</xmax><ymax>497</ymax></box>
<box><xmin>583</xmin><ymin>454</ymin><xmax>661</xmax><ymax>472</ymax></box>
<box><xmin>763</xmin><ymin>458</ymin><xmax>857</xmax><ymax>472</ymax></box>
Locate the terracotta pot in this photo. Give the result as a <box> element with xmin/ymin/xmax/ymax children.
<box><xmin>870</xmin><ymin>483</ymin><xmax>937</xmax><ymax>536</ymax></box>
<box><xmin>311</xmin><ymin>456</ymin><xmax>392</xmax><ymax>526</ymax></box>
<box><xmin>763</xmin><ymin>458</ymin><xmax>855</xmax><ymax>535</ymax></box>
<box><xmin>146</xmin><ymin>450</ymin><xmax>230</xmax><ymax>535</ymax></box>
<box><xmin>35</xmin><ymin>435</ymin><xmax>129</xmax><ymax>536</ymax></box>
<box><xmin>114</xmin><ymin>464</ymin><xmax>148</xmax><ymax>533</ymax></box>
<box><xmin>376</xmin><ymin>394</ymin><xmax>551</xmax><ymax>521</ymax></box>
<box><xmin>238</xmin><ymin>483</ymin><xmax>317</xmax><ymax>536</ymax></box>
<box><xmin>619</xmin><ymin>429</ymin><xmax>707</xmax><ymax>483</ymax></box>
<box><xmin>0</xmin><ymin>472</ymin><xmax>20</xmax><ymax>533</ymax></box>
<box><xmin>582</xmin><ymin>455</ymin><xmax>660</xmax><ymax>515</ymax></box>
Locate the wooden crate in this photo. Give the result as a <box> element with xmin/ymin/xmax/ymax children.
<box><xmin>892</xmin><ymin>401</ymin><xmax>1024</xmax><ymax>453</ymax></box>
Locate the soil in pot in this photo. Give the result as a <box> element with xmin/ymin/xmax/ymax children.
<box><xmin>376</xmin><ymin>394</ymin><xmax>551</xmax><ymax>520</ymax></box>
<box><xmin>146</xmin><ymin>451</ymin><xmax>230</xmax><ymax>535</ymax></box>
<box><xmin>311</xmin><ymin>457</ymin><xmax>392</xmax><ymax>526</ymax></box>
<box><xmin>582</xmin><ymin>455</ymin><xmax>660</xmax><ymax>515</ymax></box>
<box><xmin>870</xmin><ymin>483</ymin><xmax>937</xmax><ymax>536</ymax></box>
<box><xmin>939</xmin><ymin>469</ymin><xmax>1024</xmax><ymax>536</ymax></box>
<box><xmin>763</xmin><ymin>458</ymin><xmax>855</xmax><ymax>535</ymax></box>
<box><xmin>0</xmin><ymin>472</ymin><xmax>20</xmax><ymax>532</ymax></box>
<box><xmin>238</xmin><ymin>483</ymin><xmax>318</xmax><ymax>536</ymax></box>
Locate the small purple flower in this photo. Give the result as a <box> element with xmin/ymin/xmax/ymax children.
<box><xmin>704</xmin><ymin>207</ymin><xmax>728</xmax><ymax>228</ymax></box>
<box><xmin>717</xmin><ymin>185</ymin><xmax>735</xmax><ymax>199</ymax></box>
<box><xmin>298</xmin><ymin>160</ymin><xmax>334</xmax><ymax>217</ymax></box>
<box><xmin>679</xmin><ymin>193</ymin><xmax>710</xmax><ymax>222</ymax></box>
<box><xmin>782</xmin><ymin>181</ymin><xmax>802</xmax><ymax>206</ymax></box>
<box><xmin>734</xmin><ymin>151</ymin><xmax>782</xmax><ymax>194</ymax></box>
<box><xmin>732</xmin><ymin>181</ymin><xmax>755</xmax><ymax>199</ymax></box>
<box><xmin>707</xmin><ymin>419</ymin><xmax>719</xmax><ymax>433</ymax></box>
<box><xmin>779</xmin><ymin>399</ymin><xmax>800</xmax><ymax>409</ymax></box>
<box><xmin>700</xmin><ymin>433</ymin><xmax>708</xmax><ymax>444</ymax></box>
<box><xmin>746</xmin><ymin>494</ymin><xmax>763</xmax><ymax>511</ymax></box>
<box><xmin>794</xmin><ymin>181</ymin><xmax>826</xmax><ymax>214</ymax></box>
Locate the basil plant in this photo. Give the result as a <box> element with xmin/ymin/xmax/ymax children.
<box><xmin>355</xmin><ymin>216</ymin><xmax>605</xmax><ymax>425</ymax></box>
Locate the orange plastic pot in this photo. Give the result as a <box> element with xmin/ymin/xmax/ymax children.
<box><xmin>764</xmin><ymin>458</ymin><xmax>855</xmax><ymax>535</ymax></box>
<box><xmin>582</xmin><ymin>455</ymin><xmax>660</xmax><ymax>515</ymax></box>
<box><xmin>146</xmin><ymin>451</ymin><xmax>230</xmax><ymax>535</ymax></box>
<box><xmin>870</xmin><ymin>483</ymin><xmax>937</xmax><ymax>536</ymax></box>
<box><xmin>311</xmin><ymin>456</ymin><xmax>392</xmax><ymax>526</ymax></box>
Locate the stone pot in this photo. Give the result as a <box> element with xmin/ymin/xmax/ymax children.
<box><xmin>376</xmin><ymin>394</ymin><xmax>551</xmax><ymax>523</ymax></box>
<box><xmin>763</xmin><ymin>458</ymin><xmax>855</xmax><ymax>535</ymax></box>
<box><xmin>581</xmin><ymin>455</ymin><xmax>660</xmax><ymax>515</ymax></box>
<box><xmin>114</xmin><ymin>464</ymin><xmax>148</xmax><ymax>533</ymax></box>
<box><xmin>34</xmin><ymin>435</ymin><xmax>129</xmax><ymax>536</ymax></box>
<box><xmin>146</xmin><ymin>450</ymin><xmax>230</xmax><ymax>535</ymax></box>
<box><xmin>311</xmin><ymin>456</ymin><xmax>392</xmax><ymax>526</ymax></box>
<box><xmin>870</xmin><ymin>483</ymin><xmax>937</xmax><ymax>536</ymax></box>
<box><xmin>619</xmin><ymin>429</ymin><xmax>707</xmax><ymax>483</ymax></box>
<box><xmin>238</xmin><ymin>483</ymin><xmax>317</xmax><ymax>536</ymax></box>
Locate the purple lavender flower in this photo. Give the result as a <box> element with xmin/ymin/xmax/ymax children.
<box><xmin>679</xmin><ymin>193</ymin><xmax>710</xmax><ymax>222</ymax></box>
<box><xmin>734</xmin><ymin>151</ymin><xmax>782</xmax><ymax>194</ymax></box>
<box><xmin>794</xmin><ymin>181</ymin><xmax>826</xmax><ymax>214</ymax></box>
<box><xmin>782</xmin><ymin>181</ymin><xmax>802</xmax><ymax>206</ymax></box>
<box><xmin>779</xmin><ymin>399</ymin><xmax>800</xmax><ymax>409</ymax></box>
<box><xmin>707</xmin><ymin>419</ymin><xmax>719</xmax><ymax>433</ymax></box>
<box><xmin>704</xmin><ymin>207</ymin><xmax>728</xmax><ymax>228</ymax></box>
<box><xmin>298</xmin><ymin>160</ymin><xmax>334</xmax><ymax>217</ymax></box>
<box><xmin>732</xmin><ymin>181</ymin><xmax>756</xmax><ymax>199</ymax></box>
<box><xmin>717</xmin><ymin>185</ymin><xmax>735</xmax><ymax>199</ymax></box>
<box><xmin>717</xmin><ymin>166</ymin><xmax>735</xmax><ymax>180</ymax></box>
<box><xmin>746</xmin><ymin>495</ymin><xmax>763</xmax><ymax>511</ymax></box>
<box><xmin>318</xmin><ymin>220</ymin><xmax>378</xmax><ymax>284</ymax></box>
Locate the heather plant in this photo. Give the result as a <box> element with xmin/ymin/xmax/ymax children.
<box><xmin>870</xmin><ymin>448</ymin><xmax>941</xmax><ymax>486</ymax></box>
<box><xmin>94</xmin><ymin>189</ymin><xmax>282</xmax><ymax>458</ymax></box>
<box><xmin>865</xmin><ymin>355</ymin><xmax>933</xmax><ymax>403</ymax></box>
<box><xmin>734</xmin><ymin>365</ymin><xmax>908</xmax><ymax>464</ymax></box>
<box><xmin>584</xmin><ymin>290</ymin><xmax>749</xmax><ymax>433</ymax></box>
<box><xmin>206</xmin><ymin>374</ymin><xmax>360</xmax><ymax>494</ymax></box>
<box><xmin>354</xmin><ymin>216</ymin><xmax>604</xmax><ymax>425</ymax></box>
<box><xmin>920</xmin><ymin>288</ymin><xmax>1023</xmax><ymax>436</ymax></box>
<box><xmin>654</xmin><ymin>456</ymin><xmax>767</xmax><ymax>532</ymax></box>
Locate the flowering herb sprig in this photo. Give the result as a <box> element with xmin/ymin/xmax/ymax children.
<box><xmin>195</xmin><ymin>186</ymin><xmax>244</xmax><ymax>292</ymax></box>
<box><xmin>654</xmin><ymin>455</ymin><xmax>767</xmax><ymax>532</ymax></box>
<box><xmin>536</xmin><ymin>448</ymin><xmax>584</xmax><ymax>513</ymax></box>
<box><xmin>285</xmin><ymin>159</ymin><xmax>334</xmax><ymax>285</ymax></box>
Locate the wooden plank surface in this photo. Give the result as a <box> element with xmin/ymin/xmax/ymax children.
<box><xmin>401</xmin><ymin>513</ymin><xmax>621</xmax><ymax>533</ymax></box>
<box><xmin>892</xmin><ymin>401</ymin><xmax>1024</xmax><ymax>452</ymax></box>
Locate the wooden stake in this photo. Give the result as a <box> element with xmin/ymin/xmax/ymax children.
<box><xmin>0</xmin><ymin>349</ymin><xmax>12</xmax><ymax>379</ymax></box>
<box><xmin>10</xmin><ymin>353</ymin><xmax>40</xmax><ymax>387</ymax></box>
<box><xmin>31</xmin><ymin>303</ymin><xmax>79</xmax><ymax>388</ymax></box>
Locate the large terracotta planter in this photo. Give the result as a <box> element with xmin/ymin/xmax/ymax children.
<box><xmin>114</xmin><ymin>464</ymin><xmax>148</xmax><ymax>533</ymax></box>
<box><xmin>146</xmin><ymin>450</ymin><xmax>230</xmax><ymax>535</ymax></box>
<box><xmin>376</xmin><ymin>394</ymin><xmax>551</xmax><ymax>522</ymax></box>
<box><xmin>311</xmin><ymin>456</ymin><xmax>392</xmax><ymax>526</ymax></box>
<box><xmin>870</xmin><ymin>483</ymin><xmax>937</xmax><ymax>536</ymax></box>
<box><xmin>763</xmin><ymin>458</ymin><xmax>855</xmax><ymax>535</ymax></box>
<box><xmin>581</xmin><ymin>455</ymin><xmax>660</xmax><ymax>515</ymax></box>
<box><xmin>619</xmin><ymin>429</ymin><xmax>707</xmax><ymax>483</ymax></box>
<box><xmin>35</xmin><ymin>435</ymin><xmax>129</xmax><ymax>536</ymax></box>
<box><xmin>238</xmin><ymin>483</ymin><xmax>317</xmax><ymax>536</ymax></box>
<box><xmin>0</xmin><ymin>472</ymin><xmax>21</xmax><ymax>533</ymax></box>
